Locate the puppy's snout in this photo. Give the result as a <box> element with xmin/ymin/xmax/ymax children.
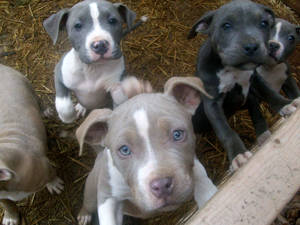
<box><xmin>269</xmin><ymin>41</ymin><xmax>280</xmax><ymax>52</ymax></box>
<box><xmin>150</xmin><ymin>177</ymin><xmax>173</xmax><ymax>199</ymax></box>
<box><xmin>91</xmin><ymin>40</ymin><xmax>109</xmax><ymax>55</ymax></box>
<box><xmin>243</xmin><ymin>43</ymin><xmax>259</xmax><ymax>56</ymax></box>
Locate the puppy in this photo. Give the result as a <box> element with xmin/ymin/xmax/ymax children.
<box><xmin>188</xmin><ymin>0</ymin><xmax>300</xmax><ymax>170</ymax></box>
<box><xmin>247</xmin><ymin>18</ymin><xmax>300</xmax><ymax>144</ymax></box>
<box><xmin>43</xmin><ymin>0</ymin><xmax>146</xmax><ymax>123</ymax></box>
<box><xmin>0</xmin><ymin>64</ymin><xmax>63</xmax><ymax>225</ymax></box>
<box><xmin>258</xmin><ymin>18</ymin><xmax>300</xmax><ymax>97</ymax></box>
<box><xmin>76</xmin><ymin>77</ymin><xmax>217</xmax><ymax>225</ymax></box>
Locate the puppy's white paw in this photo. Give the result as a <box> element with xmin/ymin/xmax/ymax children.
<box><xmin>279</xmin><ymin>97</ymin><xmax>300</xmax><ymax>117</ymax></box>
<box><xmin>257</xmin><ymin>130</ymin><xmax>271</xmax><ymax>146</ymax></box>
<box><xmin>78</xmin><ymin>208</ymin><xmax>92</xmax><ymax>225</ymax></box>
<box><xmin>2</xmin><ymin>212</ymin><xmax>19</xmax><ymax>225</ymax></box>
<box><xmin>230</xmin><ymin>151</ymin><xmax>253</xmax><ymax>171</ymax></box>
<box><xmin>55</xmin><ymin>97</ymin><xmax>76</xmax><ymax>123</ymax></box>
<box><xmin>75</xmin><ymin>103</ymin><xmax>87</xmax><ymax>118</ymax></box>
<box><xmin>46</xmin><ymin>177</ymin><xmax>64</xmax><ymax>194</ymax></box>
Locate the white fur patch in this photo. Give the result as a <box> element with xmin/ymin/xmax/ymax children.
<box><xmin>0</xmin><ymin>191</ymin><xmax>32</xmax><ymax>201</ymax></box>
<box><xmin>61</xmin><ymin>49</ymin><xmax>81</xmax><ymax>89</ymax></box>
<box><xmin>270</xmin><ymin>22</ymin><xmax>284</xmax><ymax>58</ymax></box>
<box><xmin>134</xmin><ymin>109</ymin><xmax>157</xmax><ymax>205</ymax></box>
<box><xmin>86</xmin><ymin>3</ymin><xmax>114</xmax><ymax>59</ymax></box>
<box><xmin>274</xmin><ymin>22</ymin><xmax>282</xmax><ymax>42</ymax></box>
<box><xmin>217</xmin><ymin>66</ymin><xmax>253</xmax><ymax>98</ymax></box>
<box><xmin>98</xmin><ymin>198</ymin><xmax>118</xmax><ymax>225</ymax></box>
<box><xmin>55</xmin><ymin>96</ymin><xmax>76</xmax><ymax>123</ymax></box>
<box><xmin>257</xmin><ymin>63</ymin><xmax>288</xmax><ymax>92</ymax></box>
<box><xmin>2</xmin><ymin>215</ymin><xmax>18</xmax><ymax>225</ymax></box>
<box><xmin>193</xmin><ymin>158</ymin><xmax>217</xmax><ymax>208</ymax></box>
<box><xmin>106</xmin><ymin>149</ymin><xmax>130</xmax><ymax>200</ymax></box>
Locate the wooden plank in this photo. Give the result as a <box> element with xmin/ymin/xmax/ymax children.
<box><xmin>185</xmin><ymin>108</ymin><xmax>300</xmax><ymax>225</ymax></box>
<box><xmin>281</xmin><ymin>0</ymin><xmax>300</xmax><ymax>15</ymax></box>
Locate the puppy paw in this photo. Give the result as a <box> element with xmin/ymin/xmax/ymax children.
<box><xmin>279</xmin><ymin>97</ymin><xmax>300</xmax><ymax>117</ymax></box>
<box><xmin>230</xmin><ymin>151</ymin><xmax>253</xmax><ymax>171</ymax></box>
<box><xmin>2</xmin><ymin>211</ymin><xmax>19</xmax><ymax>225</ymax></box>
<box><xmin>257</xmin><ymin>130</ymin><xmax>271</xmax><ymax>146</ymax></box>
<box><xmin>111</xmin><ymin>76</ymin><xmax>153</xmax><ymax>106</ymax></box>
<box><xmin>41</xmin><ymin>106</ymin><xmax>54</xmax><ymax>118</ymax></box>
<box><xmin>77</xmin><ymin>208</ymin><xmax>92</xmax><ymax>225</ymax></box>
<box><xmin>75</xmin><ymin>103</ymin><xmax>87</xmax><ymax>118</ymax></box>
<box><xmin>46</xmin><ymin>177</ymin><xmax>64</xmax><ymax>194</ymax></box>
<box><xmin>55</xmin><ymin>97</ymin><xmax>76</xmax><ymax>123</ymax></box>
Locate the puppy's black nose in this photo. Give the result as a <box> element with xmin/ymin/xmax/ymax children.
<box><xmin>269</xmin><ymin>41</ymin><xmax>280</xmax><ymax>52</ymax></box>
<box><xmin>150</xmin><ymin>177</ymin><xmax>173</xmax><ymax>199</ymax></box>
<box><xmin>91</xmin><ymin>40</ymin><xmax>109</xmax><ymax>55</ymax></box>
<box><xmin>243</xmin><ymin>43</ymin><xmax>259</xmax><ymax>56</ymax></box>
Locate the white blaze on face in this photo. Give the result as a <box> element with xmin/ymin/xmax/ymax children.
<box><xmin>274</xmin><ymin>22</ymin><xmax>282</xmax><ymax>42</ymax></box>
<box><xmin>86</xmin><ymin>3</ymin><xmax>114</xmax><ymax>60</ymax></box>
<box><xmin>270</xmin><ymin>22</ymin><xmax>284</xmax><ymax>58</ymax></box>
<box><xmin>134</xmin><ymin>108</ymin><xmax>158</xmax><ymax>206</ymax></box>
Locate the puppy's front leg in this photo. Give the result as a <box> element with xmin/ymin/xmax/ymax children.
<box><xmin>203</xmin><ymin>96</ymin><xmax>252</xmax><ymax>170</ymax></box>
<box><xmin>282</xmin><ymin>76</ymin><xmax>300</xmax><ymax>99</ymax></box>
<box><xmin>0</xmin><ymin>199</ymin><xmax>19</xmax><ymax>225</ymax></box>
<box><xmin>193</xmin><ymin>158</ymin><xmax>217</xmax><ymax>208</ymax></box>
<box><xmin>54</xmin><ymin>66</ymin><xmax>76</xmax><ymax>123</ymax></box>
<box><xmin>251</xmin><ymin>73</ymin><xmax>300</xmax><ymax>116</ymax></box>
<box><xmin>245</xmin><ymin>92</ymin><xmax>270</xmax><ymax>145</ymax></box>
<box><xmin>98</xmin><ymin>198</ymin><xmax>122</xmax><ymax>225</ymax></box>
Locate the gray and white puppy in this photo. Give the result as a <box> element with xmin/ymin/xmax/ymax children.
<box><xmin>76</xmin><ymin>77</ymin><xmax>217</xmax><ymax>225</ymax></box>
<box><xmin>43</xmin><ymin>0</ymin><xmax>145</xmax><ymax>123</ymax></box>
<box><xmin>247</xmin><ymin>18</ymin><xmax>300</xmax><ymax>144</ymax></box>
<box><xmin>0</xmin><ymin>64</ymin><xmax>64</xmax><ymax>225</ymax></box>
<box><xmin>258</xmin><ymin>18</ymin><xmax>300</xmax><ymax>97</ymax></box>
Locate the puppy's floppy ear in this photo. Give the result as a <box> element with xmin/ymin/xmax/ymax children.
<box><xmin>164</xmin><ymin>77</ymin><xmax>212</xmax><ymax>114</ymax></box>
<box><xmin>43</xmin><ymin>9</ymin><xmax>69</xmax><ymax>45</ymax></box>
<box><xmin>76</xmin><ymin>109</ymin><xmax>112</xmax><ymax>156</ymax></box>
<box><xmin>188</xmin><ymin>10</ymin><xmax>215</xmax><ymax>39</ymax></box>
<box><xmin>114</xmin><ymin>3</ymin><xmax>136</xmax><ymax>30</ymax></box>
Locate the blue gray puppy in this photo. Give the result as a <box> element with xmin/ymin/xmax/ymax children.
<box><xmin>247</xmin><ymin>18</ymin><xmax>300</xmax><ymax>144</ymax></box>
<box><xmin>43</xmin><ymin>0</ymin><xmax>145</xmax><ymax>123</ymax></box>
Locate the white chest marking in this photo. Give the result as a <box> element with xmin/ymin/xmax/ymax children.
<box><xmin>106</xmin><ymin>149</ymin><xmax>130</xmax><ymax>200</ymax></box>
<box><xmin>133</xmin><ymin>109</ymin><xmax>158</xmax><ymax>204</ymax></box>
<box><xmin>0</xmin><ymin>191</ymin><xmax>32</xmax><ymax>201</ymax></box>
<box><xmin>217</xmin><ymin>67</ymin><xmax>253</xmax><ymax>97</ymax></box>
<box><xmin>98</xmin><ymin>198</ymin><xmax>118</xmax><ymax>225</ymax></box>
<box><xmin>193</xmin><ymin>158</ymin><xmax>217</xmax><ymax>208</ymax></box>
<box><xmin>257</xmin><ymin>63</ymin><xmax>288</xmax><ymax>92</ymax></box>
<box><xmin>62</xmin><ymin>49</ymin><xmax>124</xmax><ymax>90</ymax></box>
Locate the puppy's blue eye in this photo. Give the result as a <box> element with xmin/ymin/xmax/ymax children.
<box><xmin>108</xmin><ymin>17</ymin><xmax>118</xmax><ymax>25</ymax></box>
<box><xmin>260</xmin><ymin>20</ymin><xmax>269</xmax><ymax>28</ymax></box>
<box><xmin>74</xmin><ymin>22</ymin><xmax>82</xmax><ymax>31</ymax></box>
<box><xmin>119</xmin><ymin>145</ymin><xmax>131</xmax><ymax>156</ymax></box>
<box><xmin>222</xmin><ymin>23</ymin><xmax>232</xmax><ymax>31</ymax></box>
<box><xmin>173</xmin><ymin>130</ymin><xmax>185</xmax><ymax>142</ymax></box>
<box><xmin>288</xmin><ymin>35</ymin><xmax>295</xmax><ymax>42</ymax></box>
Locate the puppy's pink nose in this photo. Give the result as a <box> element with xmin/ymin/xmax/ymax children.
<box><xmin>150</xmin><ymin>177</ymin><xmax>173</xmax><ymax>199</ymax></box>
<box><xmin>91</xmin><ymin>40</ymin><xmax>109</xmax><ymax>55</ymax></box>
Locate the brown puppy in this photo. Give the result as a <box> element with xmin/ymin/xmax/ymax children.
<box><xmin>76</xmin><ymin>76</ymin><xmax>217</xmax><ymax>225</ymax></box>
<box><xmin>0</xmin><ymin>64</ymin><xmax>63</xmax><ymax>225</ymax></box>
